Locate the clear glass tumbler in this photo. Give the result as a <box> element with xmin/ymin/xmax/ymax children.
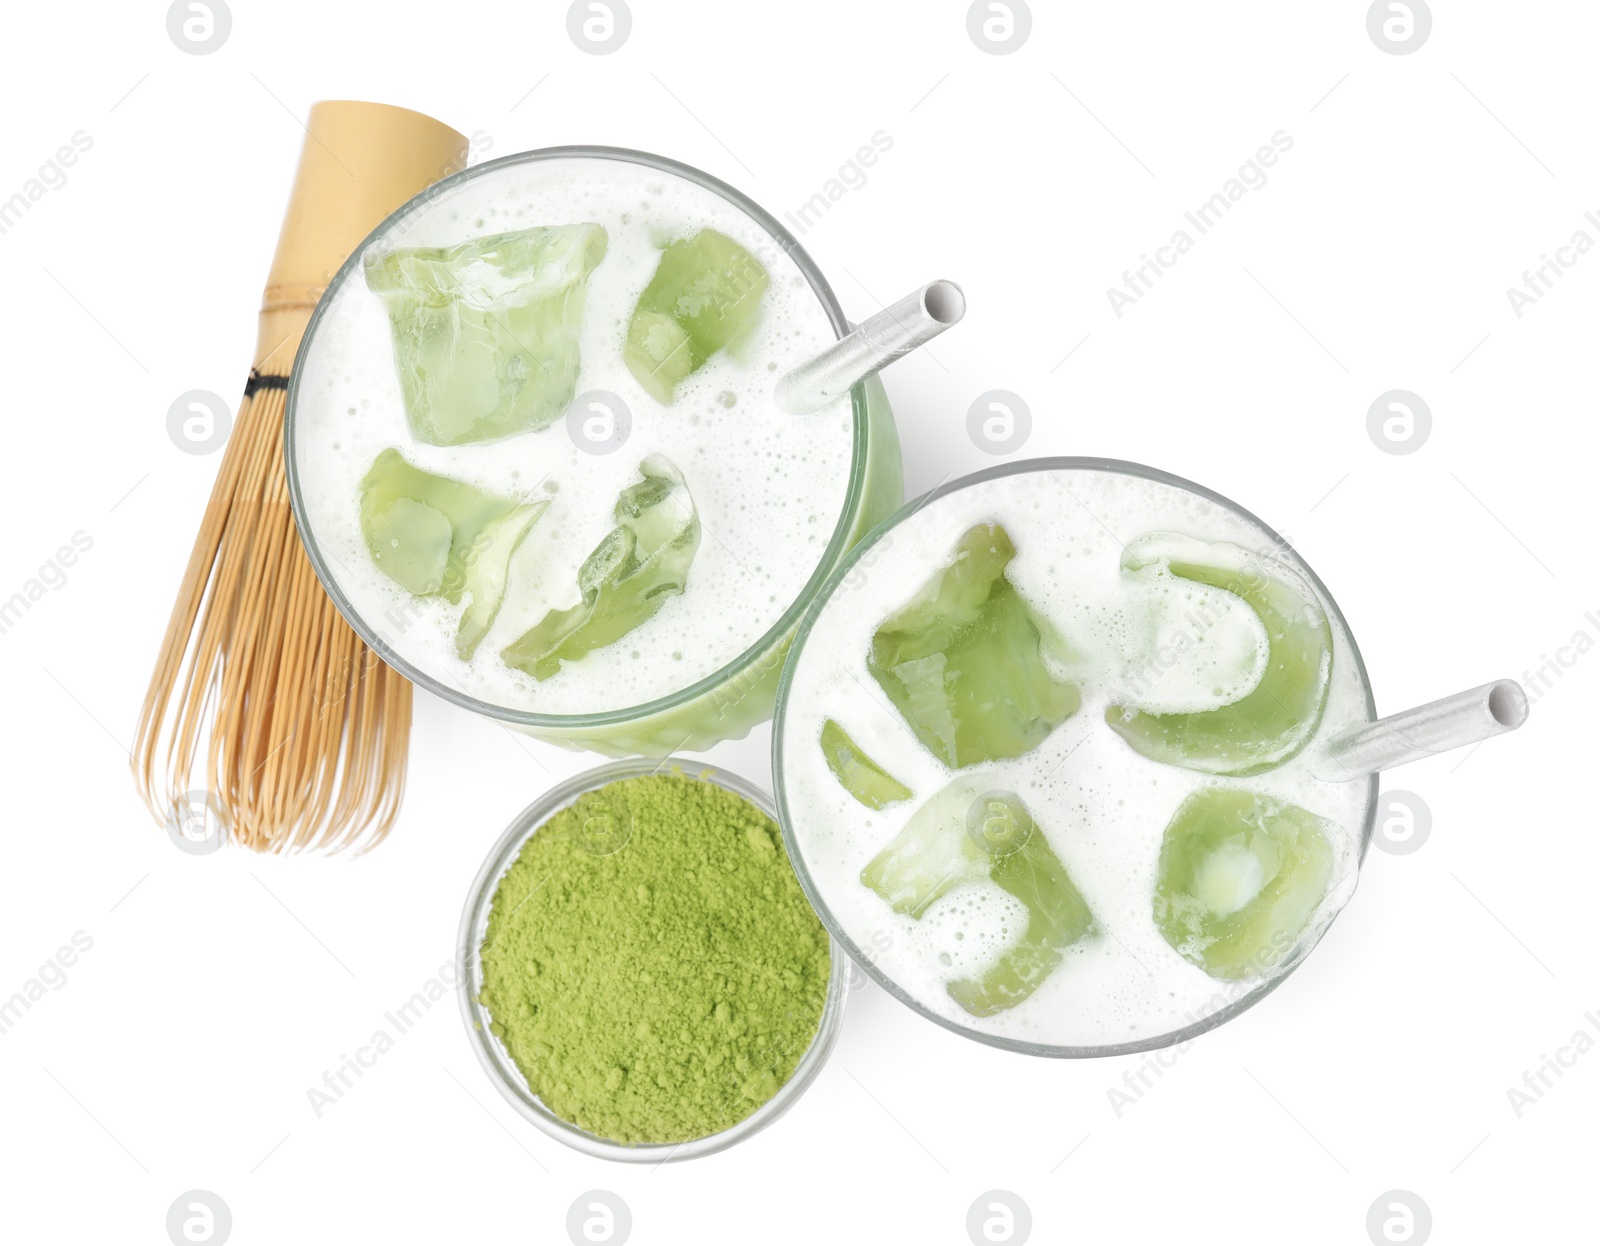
<box><xmin>772</xmin><ymin>457</ymin><xmax>1379</xmax><ymax>1058</ymax></box>
<box><xmin>286</xmin><ymin>146</ymin><xmax>903</xmax><ymax>756</ymax></box>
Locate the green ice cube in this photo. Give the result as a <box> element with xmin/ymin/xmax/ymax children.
<box><xmin>358</xmin><ymin>449</ymin><xmax>548</xmax><ymax>659</ymax></box>
<box><xmin>1153</xmin><ymin>787</ymin><xmax>1336</xmax><ymax>980</ymax></box>
<box><xmin>861</xmin><ymin>779</ymin><xmax>1096</xmax><ymax>1017</ymax></box>
<box><xmin>501</xmin><ymin>455</ymin><xmax>700</xmax><ymax>680</ymax></box>
<box><xmin>364</xmin><ymin>224</ymin><xmax>608</xmax><ymax>446</ymax></box>
<box><xmin>820</xmin><ymin>719</ymin><xmax>912</xmax><ymax>810</ymax></box>
<box><xmin>623</xmin><ymin>229</ymin><xmax>768</xmax><ymax>404</ymax></box>
<box><xmin>1106</xmin><ymin>533</ymin><xmax>1332</xmax><ymax>776</ymax></box>
<box><xmin>868</xmin><ymin>524</ymin><xmax>1080</xmax><ymax>769</ymax></box>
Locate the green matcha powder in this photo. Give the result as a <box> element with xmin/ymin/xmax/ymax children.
<box><xmin>478</xmin><ymin>773</ymin><xmax>831</xmax><ymax>1145</ymax></box>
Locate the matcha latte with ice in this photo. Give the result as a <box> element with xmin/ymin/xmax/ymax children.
<box><xmin>288</xmin><ymin>149</ymin><xmax>901</xmax><ymax>751</ymax></box>
<box><xmin>776</xmin><ymin>460</ymin><xmax>1376</xmax><ymax>1053</ymax></box>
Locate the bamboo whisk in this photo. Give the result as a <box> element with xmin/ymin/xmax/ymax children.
<box><xmin>135</xmin><ymin>101</ymin><xmax>468</xmax><ymax>853</ymax></box>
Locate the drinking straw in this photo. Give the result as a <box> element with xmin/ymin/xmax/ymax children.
<box><xmin>1315</xmin><ymin>679</ymin><xmax>1528</xmax><ymax>782</ymax></box>
<box><xmin>776</xmin><ymin>279</ymin><xmax>966</xmax><ymax>414</ymax></box>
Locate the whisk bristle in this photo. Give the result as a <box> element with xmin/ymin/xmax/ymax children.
<box><xmin>133</xmin><ymin>375</ymin><xmax>411</xmax><ymax>854</ymax></box>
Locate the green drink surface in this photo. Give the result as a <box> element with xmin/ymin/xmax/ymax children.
<box><xmin>1105</xmin><ymin>533</ymin><xmax>1333</xmax><ymax>775</ymax></box>
<box><xmin>624</xmin><ymin>229</ymin><xmax>769</xmax><ymax>404</ymax></box>
<box><xmin>365</xmin><ymin>224</ymin><xmax>608</xmax><ymax>446</ymax></box>
<box><xmin>820</xmin><ymin>719</ymin><xmax>912</xmax><ymax>810</ymax></box>
<box><xmin>358</xmin><ymin>448</ymin><xmax>547</xmax><ymax>659</ymax></box>
<box><xmin>501</xmin><ymin>455</ymin><xmax>701</xmax><ymax>681</ymax></box>
<box><xmin>868</xmin><ymin>524</ymin><xmax>1080</xmax><ymax>769</ymax></box>
<box><xmin>860</xmin><ymin>779</ymin><xmax>1097</xmax><ymax>1017</ymax></box>
<box><xmin>1153</xmin><ymin>787</ymin><xmax>1336</xmax><ymax>980</ymax></box>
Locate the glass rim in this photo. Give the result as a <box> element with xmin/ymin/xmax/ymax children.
<box><xmin>284</xmin><ymin>144</ymin><xmax>872</xmax><ymax>728</ymax></box>
<box><xmin>455</xmin><ymin>756</ymin><xmax>849</xmax><ymax>1162</ymax></box>
<box><xmin>770</xmin><ymin>455</ymin><xmax>1381</xmax><ymax>1060</ymax></box>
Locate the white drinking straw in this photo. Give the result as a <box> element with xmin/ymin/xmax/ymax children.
<box><xmin>775</xmin><ymin>279</ymin><xmax>966</xmax><ymax>415</ymax></box>
<box><xmin>1316</xmin><ymin>679</ymin><xmax>1528</xmax><ymax>782</ymax></box>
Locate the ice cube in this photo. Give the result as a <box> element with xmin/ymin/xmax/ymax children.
<box><xmin>501</xmin><ymin>455</ymin><xmax>700</xmax><ymax>680</ymax></box>
<box><xmin>1105</xmin><ymin>533</ymin><xmax>1332</xmax><ymax>775</ymax></box>
<box><xmin>1153</xmin><ymin>787</ymin><xmax>1336</xmax><ymax>980</ymax></box>
<box><xmin>358</xmin><ymin>449</ymin><xmax>548</xmax><ymax>658</ymax></box>
<box><xmin>861</xmin><ymin>779</ymin><xmax>1096</xmax><ymax>1017</ymax></box>
<box><xmin>364</xmin><ymin>224</ymin><xmax>608</xmax><ymax>446</ymax></box>
<box><xmin>820</xmin><ymin>719</ymin><xmax>912</xmax><ymax>810</ymax></box>
<box><xmin>623</xmin><ymin>230</ymin><xmax>768</xmax><ymax>404</ymax></box>
<box><xmin>868</xmin><ymin>524</ymin><xmax>1080</xmax><ymax>769</ymax></box>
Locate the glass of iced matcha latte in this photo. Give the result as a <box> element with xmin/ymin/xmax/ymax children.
<box><xmin>774</xmin><ymin>458</ymin><xmax>1383</xmax><ymax>1057</ymax></box>
<box><xmin>286</xmin><ymin>147</ymin><xmax>903</xmax><ymax>755</ymax></box>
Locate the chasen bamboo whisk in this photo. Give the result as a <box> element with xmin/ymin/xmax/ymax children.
<box><xmin>134</xmin><ymin>101</ymin><xmax>468</xmax><ymax>853</ymax></box>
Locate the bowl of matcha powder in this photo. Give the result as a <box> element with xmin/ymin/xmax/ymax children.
<box><xmin>458</xmin><ymin>759</ymin><xmax>846</xmax><ymax>1160</ymax></box>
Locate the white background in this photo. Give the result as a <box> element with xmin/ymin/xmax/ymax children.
<box><xmin>1</xmin><ymin>1</ymin><xmax>1595</xmax><ymax>1242</ymax></box>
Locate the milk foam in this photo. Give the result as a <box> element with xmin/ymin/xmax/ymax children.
<box><xmin>780</xmin><ymin>467</ymin><xmax>1373</xmax><ymax>1049</ymax></box>
<box><xmin>293</xmin><ymin>156</ymin><xmax>854</xmax><ymax>714</ymax></box>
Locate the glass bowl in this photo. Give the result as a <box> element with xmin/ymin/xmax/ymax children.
<box><xmin>772</xmin><ymin>457</ymin><xmax>1379</xmax><ymax>1059</ymax></box>
<box><xmin>456</xmin><ymin>757</ymin><xmax>849</xmax><ymax>1161</ymax></box>
<box><xmin>285</xmin><ymin>146</ymin><xmax>903</xmax><ymax>757</ymax></box>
